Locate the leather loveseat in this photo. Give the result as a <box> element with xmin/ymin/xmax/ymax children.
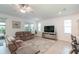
<box><xmin>15</xmin><ymin>31</ymin><xmax>34</xmax><ymax>41</ymax></box>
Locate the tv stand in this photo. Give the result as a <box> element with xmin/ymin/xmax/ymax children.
<box><xmin>42</xmin><ymin>32</ymin><xmax>57</xmax><ymax>40</ymax></box>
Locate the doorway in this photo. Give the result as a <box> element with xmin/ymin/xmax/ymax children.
<box><xmin>0</xmin><ymin>22</ymin><xmax>6</xmax><ymax>40</ymax></box>
<box><xmin>0</xmin><ymin>22</ymin><xmax>6</xmax><ymax>46</ymax></box>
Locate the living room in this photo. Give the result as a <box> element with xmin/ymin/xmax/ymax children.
<box><xmin>0</xmin><ymin>4</ymin><xmax>79</xmax><ymax>54</ymax></box>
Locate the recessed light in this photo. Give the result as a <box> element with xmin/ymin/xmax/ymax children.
<box><xmin>58</xmin><ymin>11</ymin><xmax>62</xmax><ymax>14</ymax></box>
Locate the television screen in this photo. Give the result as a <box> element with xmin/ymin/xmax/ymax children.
<box><xmin>44</xmin><ymin>26</ymin><xmax>54</xmax><ymax>32</ymax></box>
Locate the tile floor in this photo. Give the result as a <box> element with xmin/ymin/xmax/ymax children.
<box><xmin>0</xmin><ymin>40</ymin><xmax>10</xmax><ymax>54</ymax></box>
<box><xmin>0</xmin><ymin>37</ymin><xmax>72</xmax><ymax>54</ymax></box>
<box><xmin>44</xmin><ymin>40</ymin><xmax>72</xmax><ymax>54</ymax></box>
<box><xmin>24</xmin><ymin>37</ymin><xmax>72</xmax><ymax>54</ymax></box>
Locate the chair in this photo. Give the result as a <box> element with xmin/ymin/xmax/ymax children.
<box><xmin>71</xmin><ymin>35</ymin><xmax>79</xmax><ymax>54</ymax></box>
<box><xmin>71</xmin><ymin>35</ymin><xmax>77</xmax><ymax>44</ymax></box>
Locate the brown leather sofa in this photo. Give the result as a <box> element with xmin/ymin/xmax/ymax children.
<box><xmin>8</xmin><ymin>31</ymin><xmax>40</xmax><ymax>54</ymax></box>
<box><xmin>8</xmin><ymin>40</ymin><xmax>40</xmax><ymax>54</ymax></box>
<box><xmin>8</xmin><ymin>40</ymin><xmax>23</xmax><ymax>54</ymax></box>
<box><xmin>15</xmin><ymin>31</ymin><xmax>34</xmax><ymax>41</ymax></box>
<box><xmin>8</xmin><ymin>31</ymin><xmax>34</xmax><ymax>53</ymax></box>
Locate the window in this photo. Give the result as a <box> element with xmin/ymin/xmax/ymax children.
<box><xmin>0</xmin><ymin>22</ymin><xmax>6</xmax><ymax>33</ymax></box>
<box><xmin>0</xmin><ymin>22</ymin><xmax>5</xmax><ymax>26</ymax></box>
<box><xmin>38</xmin><ymin>22</ymin><xmax>41</xmax><ymax>32</ymax></box>
<box><xmin>30</xmin><ymin>24</ymin><xmax>34</xmax><ymax>32</ymax></box>
<box><xmin>24</xmin><ymin>23</ymin><xmax>34</xmax><ymax>32</ymax></box>
<box><xmin>24</xmin><ymin>24</ymin><xmax>30</xmax><ymax>32</ymax></box>
<box><xmin>64</xmin><ymin>20</ymin><xmax>72</xmax><ymax>34</ymax></box>
<box><xmin>24</xmin><ymin>24</ymin><xmax>29</xmax><ymax>27</ymax></box>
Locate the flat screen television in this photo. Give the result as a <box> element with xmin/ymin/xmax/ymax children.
<box><xmin>44</xmin><ymin>26</ymin><xmax>54</xmax><ymax>32</ymax></box>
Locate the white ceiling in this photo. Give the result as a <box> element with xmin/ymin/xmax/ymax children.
<box><xmin>0</xmin><ymin>4</ymin><xmax>79</xmax><ymax>21</ymax></box>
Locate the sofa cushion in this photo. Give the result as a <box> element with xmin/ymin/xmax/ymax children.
<box><xmin>8</xmin><ymin>39</ymin><xmax>24</xmax><ymax>53</ymax></box>
<box><xmin>14</xmin><ymin>40</ymin><xmax>24</xmax><ymax>48</ymax></box>
<box><xmin>8</xmin><ymin>43</ymin><xmax>17</xmax><ymax>54</ymax></box>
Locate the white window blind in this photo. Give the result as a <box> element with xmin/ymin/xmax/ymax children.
<box><xmin>64</xmin><ymin>20</ymin><xmax>72</xmax><ymax>34</ymax></box>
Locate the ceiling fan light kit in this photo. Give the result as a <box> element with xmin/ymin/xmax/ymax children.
<box><xmin>16</xmin><ymin>4</ymin><xmax>33</xmax><ymax>13</ymax></box>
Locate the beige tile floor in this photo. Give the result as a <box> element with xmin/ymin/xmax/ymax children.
<box><xmin>0</xmin><ymin>40</ymin><xmax>10</xmax><ymax>54</ymax></box>
<box><xmin>44</xmin><ymin>40</ymin><xmax>72</xmax><ymax>54</ymax></box>
<box><xmin>24</xmin><ymin>37</ymin><xmax>72</xmax><ymax>54</ymax></box>
<box><xmin>0</xmin><ymin>37</ymin><xmax>72</xmax><ymax>54</ymax></box>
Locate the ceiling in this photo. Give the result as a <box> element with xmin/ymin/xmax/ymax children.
<box><xmin>0</xmin><ymin>4</ymin><xmax>79</xmax><ymax>21</ymax></box>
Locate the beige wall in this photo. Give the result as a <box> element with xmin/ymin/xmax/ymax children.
<box><xmin>0</xmin><ymin>13</ymin><xmax>36</xmax><ymax>36</ymax></box>
<box><xmin>41</xmin><ymin>13</ymin><xmax>79</xmax><ymax>42</ymax></box>
<box><xmin>6</xmin><ymin>18</ymin><xmax>24</xmax><ymax>36</ymax></box>
<box><xmin>1</xmin><ymin>12</ymin><xmax>79</xmax><ymax>42</ymax></box>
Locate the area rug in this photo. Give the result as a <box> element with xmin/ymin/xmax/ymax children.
<box><xmin>23</xmin><ymin>37</ymin><xmax>56</xmax><ymax>53</ymax></box>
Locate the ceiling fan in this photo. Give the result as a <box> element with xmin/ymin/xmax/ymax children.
<box><xmin>16</xmin><ymin>4</ymin><xmax>33</xmax><ymax>13</ymax></box>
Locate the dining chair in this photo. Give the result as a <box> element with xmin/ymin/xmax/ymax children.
<box><xmin>71</xmin><ymin>35</ymin><xmax>79</xmax><ymax>54</ymax></box>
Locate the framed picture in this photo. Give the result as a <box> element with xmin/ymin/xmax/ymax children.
<box><xmin>12</xmin><ymin>21</ymin><xmax>21</xmax><ymax>28</ymax></box>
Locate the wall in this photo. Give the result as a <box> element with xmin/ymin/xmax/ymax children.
<box><xmin>0</xmin><ymin>13</ymin><xmax>36</xmax><ymax>36</ymax></box>
<box><xmin>6</xmin><ymin>18</ymin><xmax>24</xmax><ymax>36</ymax></box>
<box><xmin>1</xmin><ymin>12</ymin><xmax>79</xmax><ymax>42</ymax></box>
<box><xmin>41</xmin><ymin>13</ymin><xmax>79</xmax><ymax>42</ymax></box>
<box><xmin>34</xmin><ymin>21</ymin><xmax>43</xmax><ymax>37</ymax></box>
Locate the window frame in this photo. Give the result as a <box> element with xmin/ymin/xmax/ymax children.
<box><xmin>64</xmin><ymin>19</ymin><xmax>72</xmax><ymax>34</ymax></box>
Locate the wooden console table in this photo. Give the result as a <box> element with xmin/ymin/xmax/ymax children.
<box><xmin>42</xmin><ymin>32</ymin><xmax>57</xmax><ymax>40</ymax></box>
